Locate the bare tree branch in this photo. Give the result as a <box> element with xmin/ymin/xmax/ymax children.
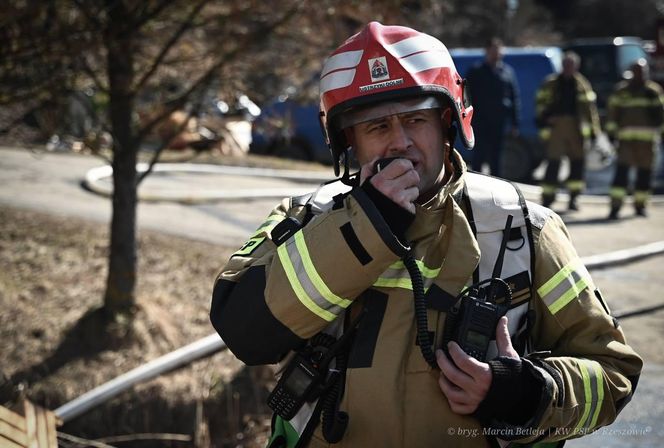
<box><xmin>72</xmin><ymin>0</ymin><xmax>103</xmax><ymax>29</ymax></box>
<box><xmin>132</xmin><ymin>0</ymin><xmax>178</xmax><ymax>30</ymax></box>
<box><xmin>80</xmin><ymin>56</ymin><xmax>109</xmax><ymax>93</ymax></box>
<box><xmin>135</xmin><ymin>0</ymin><xmax>305</xmax><ymax>184</ymax></box>
<box><xmin>133</xmin><ymin>0</ymin><xmax>211</xmax><ymax>93</ymax></box>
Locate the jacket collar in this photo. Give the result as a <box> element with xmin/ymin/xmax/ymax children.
<box><xmin>408</xmin><ymin>151</ymin><xmax>480</xmax><ymax>297</ymax></box>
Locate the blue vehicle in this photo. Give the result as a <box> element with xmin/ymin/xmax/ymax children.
<box><xmin>250</xmin><ymin>96</ymin><xmax>332</xmax><ymax>165</ymax></box>
<box><xmin>450</xmin><ymin>46</ymin><xmax>562</xmax><ymax>182</ymax></box>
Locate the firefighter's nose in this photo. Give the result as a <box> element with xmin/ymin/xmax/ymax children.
<box><xmin>387</xmin><ymin>122</ymin><xmax>413</xmax><ymax>155</ymax></box>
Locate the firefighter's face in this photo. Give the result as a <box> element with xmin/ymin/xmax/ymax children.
<box><xmin>349</xmin><ymin>107</ymin><xmax>449</xmax><ymax>200</ymax></box>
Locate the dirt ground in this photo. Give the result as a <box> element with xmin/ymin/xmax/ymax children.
<box><xmin>0</xmin><ymin>205</ymin><xmax>275</xmax><ymax>447</ymax></box>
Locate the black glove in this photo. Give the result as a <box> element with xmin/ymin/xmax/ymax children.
<box><xmin>474</xmin><ymin>356</ymin><xmax>542</xmax><ymax>426</ymax></box>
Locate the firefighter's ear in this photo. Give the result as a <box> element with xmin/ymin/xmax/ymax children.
<box><xmin>441</xmin><ymin>108</ymin><xmax>452</xmax><ymax>127</ymax></box>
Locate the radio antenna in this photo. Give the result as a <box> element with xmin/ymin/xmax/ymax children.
<box><xmin>487</xmin><ymin>214</ymin><xmax>513</xmax><ymax>302</ymax></box>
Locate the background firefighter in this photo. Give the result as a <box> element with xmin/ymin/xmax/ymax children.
<box><xmin>605</xmin><ymin>58</ymin><xmax>664</xmax><ymax>219</ymax></box>
<box><xmin>536</xmin><ymin>51</ymin><xmax>601</xmax><ymax>211</ymax></box>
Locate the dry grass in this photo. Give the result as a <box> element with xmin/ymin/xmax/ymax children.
<box><xmin>0</xmin><ymin>205</ymin><xmax>274</xmax><ymax>447</ymax></box>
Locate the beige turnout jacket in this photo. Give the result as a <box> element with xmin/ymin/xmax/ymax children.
<box><xmin>211</xmin><ymin>153</ymin><xmax>642</xmax><ymax>447</ymax></box>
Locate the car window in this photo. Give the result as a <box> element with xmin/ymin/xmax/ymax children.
<box><xmin>574</xmin><ymin>46</ymin><xmax>615</xmax><ymax>82</ymax></box>
<box><xmin>617</xmin><ymin>44</ymin><xmax>648</xmax><ymax>76</ymax></box>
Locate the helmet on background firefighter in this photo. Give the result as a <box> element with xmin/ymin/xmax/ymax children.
<box><xmin>318</xmin><ymin>22</ymin><xmax>475</xmax><ymax>179</ymax></box>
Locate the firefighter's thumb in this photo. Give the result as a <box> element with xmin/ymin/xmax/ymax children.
<box><xmin>495</xmin><ymin>316</ymin><xmax>519</xmax><ymax>359</ymax></box>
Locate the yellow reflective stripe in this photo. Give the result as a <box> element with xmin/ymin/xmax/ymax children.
<box><xmin>609</xmin><ymin>187</ymin><xmax>627</xmax><ymax>199</ymax></box>
<box><xmin>234</xmin><ymin>214</ymin><xmax>285</xmax><ymax>256</ymax></box>
<box><xmin>574</xmin><ymin>362</ymin><xmax>593</xmax><ymax>433</ymax></box>
<box><xmin>252</xmin><ymin>216</ymin><xmax>283</xmax><ymax>237</ymax></box>
<box><xmin>549</xmin><ymin>276</ymin><xmax>590</xmax><ymax>314</ymax></box>
<box><xmin>539</xmin><ymin>128</ymin><xmax>551</xmax><ymax>139</ymax></box>
<box><xmin>389</xmin><ymin>260</ymin><xmax>441</xmax><ymax>279</ymax></box>
<box><xmin>589</xmin><ymin>361</ymin><xmax>605</xmax><ymax>429</ymax></box>
<box><xmin>578</xmin><ymin>91</ymin><xmax>596</xmax><ymax>103</ymax></box>
<box><xmin>538</xmin><ymin>259</ymin><xmax>592</xmax><ymax>314</ymax></box>
<box><xmin>374</xmin><ymin>277</ymin><xmax>415</xmax><ymax>289</ymax></box>
<box><xmin>294</xmin><ymin>231</ymin><xmax>352</xmax><ymax>308</ymax></box>
<box><xmin>277</xmin><ymin>243</ymin><xmax>336</xmax><ymax>322</ymax></box>
<box><xmin>605</xmin><ymin>121</ymin><xmax>618</xmax><ymax>132</ymax></box>
<box><xmin>608</xmin><ymin>96</ymin><xmax>621</xmax><ymax>107</ymax></box>
<box><xmin>580</xmin><ymin>122</ymin><xmax>591</xmax><ymax>137</ymax></box>
<box><xmin>537</xmin><ymin>90</ymin><xmax>551</xmax><ymax>101</ymax></box>
<box><xmin>566</xmin><ymin>180</ymin><xmax>585</xmax><ymax>192</ymax></box>
<box><xmin>373</xmin><ymin>260</ymin><xmax>441</xmax><ymax>291</ymax></box>
<box><xmin>618</xmin><ymin>128</ymin><xmax>659</xmax><ymax>141</ymax></box>
<box><xmin>634</xmin><ymin>190</ymin><xmax>650</xmax><ymax>202</ymax></box>
<box><xmin>617</xmin><ymin>97</ymin><xmax>662</xmax><ymax>107</ymax></box>
<box><xmin>541</xmin><ymin>183</ymin><xmax>557</xmax><ymax>194</ymax></box>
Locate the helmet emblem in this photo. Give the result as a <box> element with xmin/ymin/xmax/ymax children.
<box><xmin>369</xmin><ymin>57</ymin><xmax>390</xmax><ymax>82</ymax></box>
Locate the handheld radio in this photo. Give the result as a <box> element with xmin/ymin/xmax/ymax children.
<box><xmin>443</xmin><ymin>216</ymin><xmax>514</xmax><ymax>361</ymax></box>
<box><xmin>267</xmin><ymin>353</ymin><xmax>325</xmax><ymax>420</ymax></box>
<box><xmin>267</xmin><ymin>313</ymin><xmax>364</xmax><ymax>421</ymax></box>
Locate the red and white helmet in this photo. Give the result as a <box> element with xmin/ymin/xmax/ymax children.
<box><xmin>319</xmin><ymin>22</ymin><xmax>474</xmax><ymax>176</ymax></box>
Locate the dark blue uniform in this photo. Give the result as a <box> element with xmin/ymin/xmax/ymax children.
<box><xmin>466</xmin><ymin>61</ymin><xmax>520</xmax><ymax>177</ymax></box>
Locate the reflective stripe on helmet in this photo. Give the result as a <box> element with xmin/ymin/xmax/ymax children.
<box><xmin>387</xmin><ymin>33</ymin><xmax>447</xmax><ymax>57</ymax></box>
<box><xmin>320</xmin><ymin>50</ymin><xmax>364</xmax><ymax>78</ymax></box>
<box><xmin>321</xmin><ymin>69</ymin><xmax>359</xmax><ymax>96</ymax></box>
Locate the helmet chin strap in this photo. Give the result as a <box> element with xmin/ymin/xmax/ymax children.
<box><xmin>447</xmin><ymin>123</ymin><xmax>457</xmax><ymax>146</ymax></box>
<box><xmin>339</xmin><ymin>147</ymin><xmax>360</xmax><ymax>187</ymax></box>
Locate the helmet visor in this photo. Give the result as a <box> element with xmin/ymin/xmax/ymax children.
<box><xmin>338</xmin><ymin>96</ymin><xmax>445</xmax><ymax>129</ymax></box>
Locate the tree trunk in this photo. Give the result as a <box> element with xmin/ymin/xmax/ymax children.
<box><xmin>103</xmin><ymin>4</ymin><xmax>138</xmax><ymax>314</ymax></box>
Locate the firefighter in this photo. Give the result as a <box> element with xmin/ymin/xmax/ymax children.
<box><xmin>211</xmin><ymin>23</ymin><xmax>641</xmax><ymax>447</ymax></box>
<box><xmin>465</xmin><ymin>37</ymin><xmax>521</xmax><ymax>177</ymax></box>
<box><xmin>536</xmin><ymin>51</ymin><xmax>601</xmax><ymax>210</ymax></box>
<box><xmin>606</xmin><ymin>58</ymin><xmax>664</xmax><ymax>219</ymax></box>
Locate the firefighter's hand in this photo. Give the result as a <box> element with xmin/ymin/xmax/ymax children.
<box><xmin>360</xmin><ymin>157</ymin><xmax>420</xmax><ymax>214</ymax></box>
<box><xmin>436</xmin><ymin>316</ymin><xmax>518</xmax><ymax>414</ymax></box>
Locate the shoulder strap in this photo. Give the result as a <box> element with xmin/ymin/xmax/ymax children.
<box><xmin>462</xmin><ymin>172</ymin><xmax>535</xmax><ymax>282</ymax></box>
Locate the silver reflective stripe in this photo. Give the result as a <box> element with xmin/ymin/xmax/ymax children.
<box><xmin>320</xmin><ymin>50</ymin><xmax>364</xmax><ymax>78</ymax></box>
<box><xmin>538</xmin><ymin>259</ymin><xmax>593</xmax><ymax>314</ymax></box>
<box><xmin>574</xmin><ymin>359</ymin><xmax>605</xmax><ymax>433</ymax></box>
<box><xmin>320</xmin><ymin>69</ymin><xmax>357</xmax><ymax>95</ymax></box>
<box><xmin>400</xmin><ymin>50</ymin><xmax>453</xmax><ymax>75</ymax></box>
<box><xmin>277</xmin><ymin>230</ymin><xmax>351</xmax><ymax>322</ymax></box>
<box><xmin>387</xmin><ymin>34</ymin><xmax>447</xmax><ymax>58</ymax></box>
